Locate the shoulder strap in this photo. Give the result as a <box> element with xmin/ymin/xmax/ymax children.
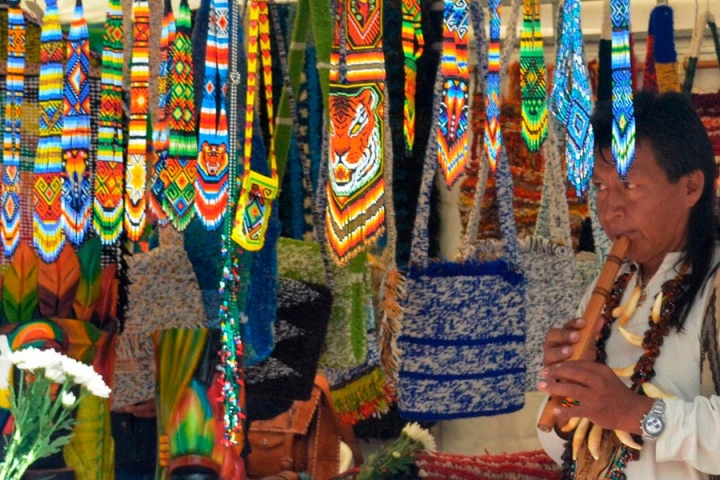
<box><xmin>314</xmin><ymin>374</ymin><xmax>364</xmax><ymax>467</ymax></box>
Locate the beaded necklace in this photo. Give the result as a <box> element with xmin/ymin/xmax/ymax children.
<box><xmin>610</xmin><ymin>0</ymin><xmax>635</xmax><ymax>177</ymax></box>
<box><xmin>164</xmin><ymin>0</ymin><xmax>198</xmax><ymax>231</ymax></box>
<box><xmin>34</xmin><ymin>0</ymin><xmax>65</xmax><ymax>262</ymax></box>
<box><xmin>148</xmin><ymin>0</ymin><xmax>175</xmax><ymax>226</ymax></box>
<box><xmin>484</xmin><ymin>0</ymin><xmax>502</xmax><ymax>171</ymax></box>
<box><xmin>563</xmin><ymin>262</ymin><xmax>691</xmax><ymax>479</ymax></box>
<box><xmin>402</xmin><ymin>0</ymin><xmax>423</xmax><ymax>154</ymax></box>
<box><xmin>195</xmin><ymin>0</ymin><xmax>230</xmax><ymax>231</ymax></box>
<box><xmin>61</xmin><ymin>0</ymin><xmax>92</xmax><ymax>246</ymax></box>
<box><xmin>438</xmin><ymin>0</ymin><xmax>469</xmax><ymax>187</ymax></box>
<box><xmin>93</xmin><ymin>0</ymin><xmax>125</xmax><ymax>245</ymax></box>
<box><xmin>520</xmin><ymin>0</ymin><xmax>548</xmax><ymax>152</ymax></box>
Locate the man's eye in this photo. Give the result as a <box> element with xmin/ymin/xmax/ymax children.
<box><xmin>592</xmin><ymin>182</ymin><xmax>606</xmax><ymax>191</ymax></box>
<box><xmin>623</xmin><ymin>182</ymin><xmax>638</xmax><ymax>189</ymax></box>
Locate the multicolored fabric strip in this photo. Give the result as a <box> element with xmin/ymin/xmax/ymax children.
<box><xmin>326</xmin><ymin>0</ymin><xmax>386</xmax><ymax>265</ymax></box>
<box><xmin>35</xmin><ymin>0</ymin><xmax>65</xmax><ymax>262</ymax></box>
<box><xmin>3</xmin><ymin>3</ymin><xmax>24</xmax><ymax>258</ymax></box>
<box><xmin>610</xmin><ymin>0</ymin><xmax>635</xmax><ymax>177</ymax></box>
<box><xmin>164</xmin><ymin>0</ymin><xmax>197</xmax><ymax>231</ymax></box>
<box><xmin>520</xmin><ymin>0</ymin><xmax>548</xmax><ymax>152</ymax></box>
<box><xmin>484</xmin><ymin>0</ymin><xmax>502</xmax><ymax>171</ymax></box>
<box><xmin>438</xmin><ymin>0</ymin><xmax>469</xmax><ymax>186</ymax></box>
<box><xmin>62</xmin><ymin>0</ymin><xmax>92</xmax><ymax>246</ymax></box>
<box><xmin>148</xmin><ymin>0</ymin><xmax>175</xmax><ymax>226</ymax></box>
<box><xmin>402</xmin><ymin>0</ymin><xmax>423</xmax><ymax>154</ymax></box>
<box><xmin>94</xmin><ymin>0</ymin><xmax>125</xmax><ymax>244</ymax></box>
<box><xmin>231</xmin><ymin>0</ymin><xmax>279</xmax><ymax>251</ymax></box>
<box><xmin>195</xmin><ymin>0</ymin><xmax>230</xmax><ymax>231</ymax></box>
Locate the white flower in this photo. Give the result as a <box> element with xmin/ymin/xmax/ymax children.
<box><xmin>402</xmin><ymin>422</ymin><xmax>436</xmax><ymax>452</ymax></box>
<box><xmin>10</xmin><ymin>348</ymin><xmax>66</xmax><ymax>382</ymax></box>
<box><xmin>61</xmin><ymin>391</ymin><xmax>76</xmax><ymax>408</ymax></box>
<box><xmin>84</xmin><ymin>377</ymin><xmax>111</xmax><ymax>398</ymax></box>
<box><xmin>60</xmin><ymin>357</ymin><xmax>100</xmax><ymax>386</ymax></box>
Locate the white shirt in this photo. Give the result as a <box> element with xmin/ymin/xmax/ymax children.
<box><xmin>539</xmin><ymin>249</ymin><xmax>720</xmax><ymax>479</ymax></box>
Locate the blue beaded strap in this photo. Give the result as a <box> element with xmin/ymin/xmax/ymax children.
<box><xmin>611</xmin><ymin>0</ymin><xmax>635</xmax><ymax>177</ymax></box>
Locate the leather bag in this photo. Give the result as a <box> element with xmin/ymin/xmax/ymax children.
<box><xmin>247</xmin><ymin>375</ymin><xmax>363</xmax><ymax>480</ymax></box>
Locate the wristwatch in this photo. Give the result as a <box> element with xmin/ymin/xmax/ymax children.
<box><xmin>640</xmin><ymin>398</ymin><xmax>666</xmax><ymax>442</ymax></box>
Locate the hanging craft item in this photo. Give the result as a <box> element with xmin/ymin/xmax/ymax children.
<box><xmin>610</xmin><ymin>0</ymin><xmax>635</xmax><ymax>177</ymax></box>
<box><xmin>437</xmin><ymin>0</ymin><xmax>469</xmax><ymax>186</ymax></box>
<box><xmin>519</xmin><ymin>0</ymin><xmax>548</xmax><ymax>152</ymax></box>
<box><xmin>125</xmin><ymin>0</ymin><xmax>150</xmax><ymax>242</ymax></box>
<box><xmin>402</xmin><ymin>0</ymin><xmax>424</xmax><ymax>154</ymax></box>
<box><xmin>231</xmin><ymin>0</ymin><xmax>279</xmax><ymax>251</ymax></box>
<box><xmin>651</xmin><ymin>5</ymin><xmax>680</xmax><ymax>93</ymax></box>
<box><xmin>642</xmin><ymin>10</ymin><xmax>657</xmax><ymax>92</ymax></box>
<box><xmin>326</xmin><ymin>0</ymin><xmax>386</xmax><ymax>265</ymax></box>
<box><xmin>148</xmin><ymin>0</ymin><xmax>175</xmax><ymax>225</ymax></box>
<box><xmin>61</xmin><ymin>0</ymin><xmax>92</xmax><ymax>246</ymax></box>
<box><xmin>164</xmin><ymin>0</ymin><xmax>198</xmax><ymax>231</ymax></box>
<box><xmin>484</xmin><ymin>0</ymin><xmax>502</xmax><ymax>171</ymax></box>
<box><xmin>93</xmin><ymin>0</ymin><xmax>125</xmax><ymax>244</ymax></box>
<box><xmin>2</xmin><ymin>2</ymin><xmax>25</xmax><ymax>258</ymax></box>
<box><xmin>195</xmin><ymin>0</ymin><xmax>230</xmax><ymax>230</ymax></box>
<box><xmin>548</xmin><ymin>0</ymin><xmax>593</xmax><ymax>193</ymax></box>
<box><xmin>596</xmin><ymin>0</ymin><xmax>612</xmax><ymax>102</ymax></box>
<box><xmin>682</xmin><ymin>10</ymin><xmax>720</xmax><ymax>95</ymax></box>
<box><xmin>34</xmin><ymin>0</ymin><xmax>65</xmax><ymax>262</ymax></box>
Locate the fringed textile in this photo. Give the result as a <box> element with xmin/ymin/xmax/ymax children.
<box><xmin>401</xmin><ymin>0</ymin><xmax>423</xmax><ymax>154</ymax></box>
<box><xmin>610</xmin><ymin>0</ymin><xmax>635</xmax><ymax>177</ymax></box>
<box><xmin>34</xmin><ymin>0</ymin><xmax>65</xmax><ymax>262</ymax></box>
<box><xmin>3</xmin><ymin>3</ymin><xmax>24</xmax><ymax>258</ymax></box>
<box><xmin>520</xmin><ymin>0</ymin><xmax>547</xmax><ymax>151</ymax></box>
<box><xmin>652</xmin><ymin>5</ymin><xmax>680</xmax><ymax>93</ymax></box>
<box><xmin>326</xmin><ymin>0</ymin><xmax>386</xmax><ymax>265</ymax></box>
<box><xmin>195</xmin><ymin>0</ymin><xmax>230</xmax><ymax>230</ymax></box>
<box><xmin>148</xmin><ymin>0</ymin><xmax>175</xmax><ymax>225</ymax></box>
<box><xmin>164</xmin><ymin>0</ymin><xmax>197</xmax><ymax>231</ymax></box>
<box><xmin>231</xmin><ymin>0</ymin><xmax>279</xmax><ymax>252</ymax></box>
<box><xmin>484</xmin><ymin>0</ymin><xmax>502</xmax><ymax>171</ymax></box>
<box><xmin>94</xmin><ymin>0</ymin><xmax>125</xmax><ymax>245</ymax></box>
<box><xmin>61</xmin><ymin>1</ymin><xmax>92</xmax><ymax>246</ymax></box>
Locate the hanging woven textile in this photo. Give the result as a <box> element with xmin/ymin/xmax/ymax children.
<box><xmin>195</xmin><ymin>0</ymin><xmax>230</xmax><ymax>231</ymax></box>
<box><xmin>34</xmin><ymin>0</ymin><xmax>65</xmax><ymax>262</ymax></box>
<box><xmin>2</xmin><ymin>2</ymin><xmax>24</xmax><ymax>258</ymax></box>
<box><xmin>610</xmin><ymin>0</ymin><xmax>635</xmax><ymax>176</ymax></box>
<box><xmin>231</xmin><ymin>0</ymin><xmax>279</xmax><ymax>251</ymax></box>
<box><xmin>125</xmin><ymin>0</ymin><xmax>150</xmax><ymax>242</ymax></box>
<box><xmin>325</xmin><ymin>0</ymin><xmax>386</xmax><ymax>265</ymax></box>
<box><xmin>519</xmin><ymin>0</ymin><xmax>547</xmax><ymax>152</ymax></box>
<box><xmin>94</xmin><ymin>0</ymin><xmax>125</xmax><ymax>244</ymax></box>
<box><xmin>437</xmin><ymin>0</ymin><xmax>469</xmax><ymax>186</ymax></box>
<box><xmin>484</xmin><ymin>0</ymin><xmax>502</xmax><ymax>171</ymax></box>
<box><xmin>164</xmin><ymin>0</ymin><xmax>197</xmax><ymax>231</ymax></box>
<box><xmin>148</xmin><ymin>0</ymin><xmax>175</xmax><ymax>226</ymax></box>
<box><xmin>548</xmin><ymin>0</ymin><xmax>593</xmax><ymax>193</ymax></box>
<box><xmin>651</xmin><ymin>5</ymin><xmax>680</xmax><ymax>93</ymax></box>
<box><xmin>402</xmin><ymin>0</ymin><xmax>423</xmax><ymax>154</ymax></box>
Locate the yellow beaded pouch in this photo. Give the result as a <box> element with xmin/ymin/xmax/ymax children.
<box><xmin>231</xmin><ymin>170</ymin><xmax>279</xmax><ymax>251</ymax></box>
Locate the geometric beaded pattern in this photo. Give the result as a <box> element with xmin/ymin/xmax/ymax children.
<box><xmin>164</xmin><ymin>0</ymin><xmax>197</xmax><ymax>231</ymax></box>
<box><xmin>94</xmin><ymin>0</ymin><xmax>125</xmax><ymax>244</ymax></box>
<box><xmin>3</xmin><ymin>4</ymin><xmax>24</xmax><ymax>258</ymax></box>
<box><xmin>438</xmin><ymin>0</ymin><xmax>469</xmax><ymax>187</ymax></box>
<box><xmin>520</xmin><ymin>0</ymin><xmax>548</xmax><ymax>152</ymax></box>
<box><xmin>611</xmin><ymin>0</ymin><xmax>635</xmax><ymax>177</ymax></box>
<box><xmin>484</xmin><ymin>0</ymin><xmax>502</xmax><ymax>171</ymax></box>
<box><xmin>125</xmin><ymin>0</ymin><xmax>150</xmax><ymax>242</ymax></box>
<box><xmin>61</xmin><ymin>1</ymin><xmax>92</xmax><ymax>246</ymax></box>
<box><xmin>401</xmin><ymin>0</ymin><xmax>423</xmax><ymax>153</ymax></box>
<box><xmin>195</xmin><ymin>0</ymin><xmax>230</xmax><ymax>231</ymax></box>
<box><xmin>34</xmin><ymin>0</ymin><xmax>65</xmax><ymax>262</ymax></box>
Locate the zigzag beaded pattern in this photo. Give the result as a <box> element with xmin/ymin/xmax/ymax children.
<box><xmin>61</xmin><ymin>1</ymin><xmax>92</xmax><ymax>246</ymax></box>
<box><xmin>94</xmin><ymin>0</ymin><xmax>125</xmax><ymax>244</ymax></box>
<box><xmin>3</xmin><ymin>5</ymin><xmax>24</xmax><ymax>257</ymax></box>
<box><xmin>520</xmin><ymin>0</ymin><xmax>548</xmax><ymax>152</ymax></box>
<box><xmin>611</xmin><ymin>0</ymin><xmax>635</xmax><ymax>177</ymax></box>
<box><xmin>484</xmin><ymin>0</ymin><xmax>502</xmax><ymax>170</ymax></box>
<box><xmin>401</xmin><ymin>0</ymin><xmax>423</xmax><ymax>153</ymax></box>
<box><xmin>34</xmin><ymin>0</ymin><xmax>65</xmax><ymax>261</ymax></box>
<box><xmin>163</xmin><ymin>0</ymin><xmax>197</xmax><ymax>231</ymax></box>
<box><xmin>195</xmin><ymin>0</ymin><xmax>230</xmax><ymax>230</ymax></box>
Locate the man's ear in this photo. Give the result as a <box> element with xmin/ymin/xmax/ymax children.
<box><xmin>684</xmin><ymin>169</ymin><xmax>705</xmax><ymax>208</ymax></box>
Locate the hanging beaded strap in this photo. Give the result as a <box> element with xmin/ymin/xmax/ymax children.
<box><xmin>402</xmin><ymin>0</ymin><xmax>423</xmax><ymax>154</ymax></box>
<box><xmin>231</xmin><ymin>0</ymin><xmax>279</xmax><ymax>251</ymax></box>
<box><xmin>520</xmin><ymin>0</ymin><xmax>548</xmax><ymax>152</ymax></box>
<box><xmin>163</xmin><ymin>0</ymin><xmax>197</xmax><ymax>231</ymax></box>
<box><xmin>484</xmin><ymin>0</ymin><xmax>502</xmax><ymax>171</ymax></box>
<box><xmin>325</xmin><ymin>0</ymin><xmax>386</xmax><ymax>265</ymax></box>
<box><xmin>61</xmin><ymin>0</ymin><xmax>92</xmax><ymax>246</ymax></box>
<box><xmin>437</xmin><ymin>0</ymin><xmax>469</xmax><ymax>186</ymax></box>
<box><xmin>3</xmin><ymin>2</ymin><xmax>24</xmax><ymax>258</ymax></box>
<box><xmin>195</xmin><ymin>0</ymin><xmax>230</xmax><ymax>230</ymax></box>
<box><xmin>93</xmin><ymin>0</ymin><xmax>125</xmax><ymax>244</ymax></box>
<box><xmin>148</xmin><ymin>0</ymin><xmax>175</xmax><ymax>226</ymax></box>
<box><xmin>34</xmin><ymin>0</ymin><xmax>65</xmax><ymax>262</ymax></box>
<box><xmin>610</xmin><ymin>0</ymin><xmax>635</xmax><ymax>177</ymax></box>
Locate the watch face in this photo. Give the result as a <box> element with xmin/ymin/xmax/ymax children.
<box><xmin>644</xmin><ymin>414</ymin><xmax>665</xmax><ymax>436</ymax></box>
